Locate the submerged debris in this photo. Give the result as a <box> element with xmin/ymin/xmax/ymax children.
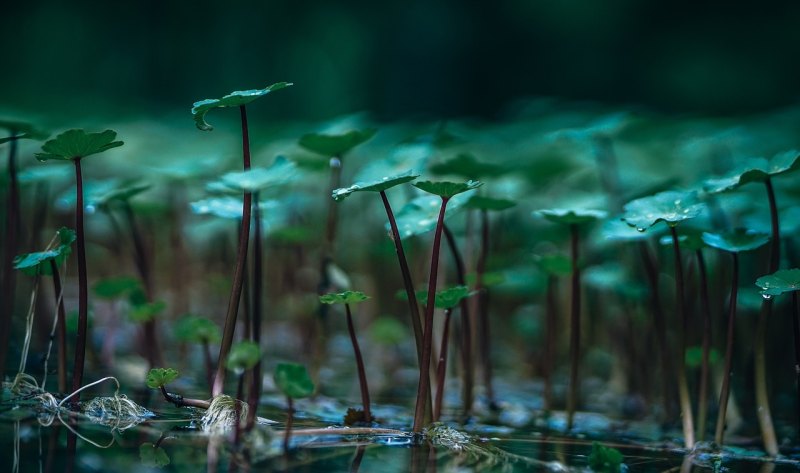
<box><xmin>83</xmin><ymin>395</ymin><xmax>152</xmax><ymax>430</ymax></box>
<box><xmin>200</xmin><ymin>394</ymin><xmax>249</xmax><ymax>434</ymax></box>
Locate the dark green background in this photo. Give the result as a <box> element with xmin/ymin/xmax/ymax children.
<box><xmin>2</xmin><ymin>0</ymin><xmax>799</xmax><ymax>121</ymax></box>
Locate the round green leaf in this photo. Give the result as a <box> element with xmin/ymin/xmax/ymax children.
<box><xmin>588</xmin><ymin>442</ymin><xmax>624</xmax><ymax>472</ymax></box>
<box><xmin>36</xmin><ymin>129</ymin><xmax>123</xmax><ymax>162</ymax></box>
<box><xmin>429</xmin><ymin>153</ymin><xmax>507</xmax><ymax>179</ymax></box>
<box><xmin>536</xmin><ymin>208</ymin><xmax>607</xmax><ymax>225</ymax></box>
<box><xmin>464</xmin><ymin>195</ymin><xmax>516</xmax><ymax>211</ymax></box>
<box><xmin>273</xmin><ymin>362</ymin><xmax>315</xmax><ymax>399</ymax></box>
<box><xmin>139</xmin><ymin>443</ymin><xmax>170</xmax><ymax>468</ymax></box>
<box><xmin>93</xmin><ymin>276</ymin><xmax>141</xmax><ymax>300</ymax></box>
<box><xmin>226</xmin><ymin>341</ymin><xmax>261</xmax><ymax>372</ymax></box>
<box><xmin>146</xmin><ymin>368</ymin><xmax>179</xmax><ymax>389</ymax></box>
<box><xmin>704</xmin><ymin>151</ymin><xmax>800</xmax><ymax>193</ymax></box>
<box><xmin>622</xmin><ymin>190</ymin><xmax>704</xmax><ymax>230</ymax></box>
<box><xmin>756</xmin><ymin>268</ymin><xmax>800</xmax><ymax>297</ymax></box>
<box><xmin>0</xmin><ymin>119</ymin><xmax>48</xmax><ymax>144</ymax></box>
<box><xmin>192</xmin><ymin>82</ymin><xmax>293</xmax><ymax>131</ymax></box>
<box><xmin>298</xmin><ymin>128</ymin><xmax>376</xmax><ymax>156</ymax></box>
<box><xmin>129</xmin><ymin>300</ymin><xmax>166</xmax><ymax>323</ymax></box>
<box><xmin>173</xmin><ymin>315</ymin><xmax>221</xmax><ymax>344</ymax></box>
<box><xmin>390</xmin><ymin>192</ymin><xmax>473</xmax><ymax>238</ymax></box>
<box><xmin>600</xmin><ymin>217</ymin><xmax>654</xmax><ymax>242</ymax></box>
<box><xmin>412</xmin><ymin>179</ymin><xmax>483</xmax><ymax>199</ymax></box>
<box><xmin>319</xmin><ymin>290</ymin><xmax>370</xmax><ymax>305</ymax></box>
<box><xmin>13</xmin><ymin>227</ymin><xmax>76</xmax><ymax>276</ymax></box>
<box><xmin>217</xmin><ymin>156</ymin><xmax>298</xmax><ymax>192</ymax></box>
<box><xmin>415</xmin><ymin>285</ymin><xmax>472</xmax><ymax>310</ymax></box>
<box><xmin>190</xmin><ymin>196</ymin><xmax>244</xmax><ymax>219</ymax></box>
<box><xmin>332</xmin><ymin>170</ymin><xmax>419</xmax><ymax>202</ymax></box>
<box><xmin>702</xmin><ymin>229</ymin><xmax>770</xmax><ymax>253</ymax></box>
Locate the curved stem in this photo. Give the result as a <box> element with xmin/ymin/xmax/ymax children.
<box><xmin>441</xmin><ymin>223</ymin><xmax>474</xmax><ymax>418</ymax></box>
<box><xmin>345</xmin><ymin>303</ymin><xmax>371</xmax><ymax>422</ymax></box>
<box><xmin>567</xmin><ymin>224</ymin><xmax>581</xmax><ymax>430</ymax></box>
<box><xmin>211</xmin><ymin>105</ymin><xmax>252</xmax><ymax>397</ymax></box>
<box><xmin>670</xmin><ymin>225</ymin><xmax>695</xmax><ymax>449</ymax></box>
<box><xmin>696</xmin><ymin>249</ymin><xmax>711</xmax><ymax>441</ymax></box>
<box><xmin>70</xmin><ymin>158</ymin><xmax>88</xmax><ymax>398</ymax></box>
<box><xmin>715</xmin><ymin>252</ymin><xmax>738</xmax><ymax>445</ymax></box>
<box><xmin>434</xmin><ymin>308</ymin><xmax>453</xmax><ymax>421</ymax></box>
<box><xmin>412</xmin><ymin>196</ymin><xmax>449</xmax><ymax>433</ymax></box>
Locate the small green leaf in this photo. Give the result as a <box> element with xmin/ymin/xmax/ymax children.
<box><xmin>319</xmin><ymin>290</ymin><xmax>370</xmax><ymax>305</ymax></box>
<box><xmin>173</xmin><ymin>316</ymin><xmax>221</xmax><ymax>344</ymax></box>
<box><xmin>146</xmin><ymin>368</ymin><xmax>179</xmax><ymax>389</ymax></box>
<box><xmin>0</xmin><ymin>119</ymin><xmax>48</xmax><ymax>144</ymax></box>
<box><xmin>429</xmin><ymin>153</ymin><xmax>507</xmax><ymax>179</ymax></box>
<box><xmin>13</xmin><ymin>227</ymin><xmax>76</xmax><ymax>276</ymax></box>
<box><xmin>299</xmin><ymin>128</ymin><xmax>376</xmax><ymax>156</ymax></box>
<box><xmin>534</xmin><ymin>254</ymin><xmax>573</xmax><ymax>276</ymax></box>
<box><xmin>704</xmin><ymin>151</ymin><xmax>800</xmax><ymax>193</ymax></box>
<box><xmin>332</xmin><ymin>170</ymin><xmax>419</xmax><ymax>202</ymax></box>
<box><xmin>622</xmin><ymin>190</ymin><xmax>704</xmax><ymax>230</ymax></box>
<box><xmin>600</xmin><ymin>217</ymin><xmax>655</xmax><ymax>242</ymax></box>
<box><xmin>274</xmin><ymin>362</ymin><xmax>315</xmax><ymax>399</ymax></box>
<box><xmin>588</xmin><ymin>442</ymin><xmax>624</xmax><ymax>472</ymax></box>
<box><xmin>464</xmin><ymin>195</ymin><xmax>516</xmax><ymax>211</ymax></box>
<box><xmin>536</xmin><ymin>208</ymin><xmax>607</xmax><ymax>225</ymax></box>
<box><xmin>93</xmin><ymin>276</ymin><xmax>141</xmax><ymax>300</ymax></box>
<box><xmin>413</xmin><ymin>179</ymin><xmax>483</xmax><ymax>199</ymax></box>
<box><xmin>190</xmin><ymin>196</ymin><xmax>243</xmax><ymax>219</ymax></box>
<box><xmin>129</xmin><ymin>300</ymin><xmax>167</xmax><ymax>323</ymax></box>
<box><xmin>756</xmin><ymin>268</ymin><xmax>800</xmax><ymax>297</ymax></box>
<box><xmin>139</xmin><ymin>442</ymin><xmax>170</xmax><ymax>468</ymax></box>
<box><xmin>416</xmin><ymin>285</ymin><xmax>472</xmax><ymax>310</ymax></box>
<box><xmin>217</xmin><ymin>156</ymin><xmax>298</xmax><ymax>192</ymax></box>
<box><xmin>702</xmin><ymin>229</ymin><xmax>770</xmax><ymax>253</ymax></box>
<box><xmin>192</xmin><ymin>82</ymin><xmax>293</xmax><ymax>131</ymax></box>
<box><xmin>36</xmin><ymin>129</ymin><xmax>123</xmax><ymax>162</ymax></box>
<box><xmin>226</xmin><ymin>341</ymin><xmax>261</xmax><ymax>372</ymax></box>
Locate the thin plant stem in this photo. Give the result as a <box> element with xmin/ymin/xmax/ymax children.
<box><xmin>670</xmin><ymin>225</ymin><xmax>695</xmax><ymax>449</ymax></box>
<box><xmin>158</xmin><ymin>385</ymin><xmax>211</xmax><ymax>409</ymax></box>
<box><xmin>379</xmin><ymin>191</ymin><xmax>431</xmax><ymax>417</ymax></box>
<box><xmin>284</xmin><ymin>396</ymin><xmax>295</xmax><ymax>454</ymax></box>
<box><xmin>50</xmin><ymin>260</ymin><xmax>67</xmax><ymax>394</ymax></box>
<box><xmin>441</xmin><ymin>223</ymin><xmax>474</xmax><ymax>418</ymax></box>
<box><xmin>715</xmin><ymin>252</ymin><xmax>738</xmax><ymax>445</ymax></box>
<box><xmin>543</xmin><ymin>275</ymin><xmax>557</xmax><ymax>411</ymax></box>
<box><xmin>474</xmin><ymin>210</ymin><xmax>495</xmax><ymax>411</ymax></box>
<box><xmin>70</xmin><ymin>158</ymin><xmax>88</xmax><ymax>398</ymax></box>
<box><xmin>345</xmin><ymin>303</ymin><xmax>371</xmax><ymax>422</ymax></box>
<box><xmin>247</xmin><ymin>191</ymin><xmax>263</xmax><ymax>430</ymax></box>
<box><xmin>793</xmin><ymin>291</ymin><xmax>800</xmax><ymax>440</ymax></box>
<box><xmin>754</xmin><ymin>177</ymin><xmax>779</xmax><ymax>456</ymax></box>
<box><xmin>696</xmin><ymin>249</ymin><xmax>711</xmax><ymax>441</ymax></box>
<box><xmin>567</xmin><ymin>223</ymin><xmax>581</xmax><ymax>430</ymax></box>
<box><xmin>412</xmin><ymin>196</ymin><xmax>450</xmax><ymax>433</ymax></box>
<box><xmin>1</xmin><ymin>134</ymin><xmax>20</xmax><ymax>376</ymax></box>
<box><xmin>212</xmin><ymin>104</ymin><xmax>252</xmax><ymax>397</ymax></box>
<box><xmin>434</xmin><ymin>308</ymin><xmax>453</xmax><ymax>421</ymax></box>
<box><xmin>350</xmin><ymin>445</ymin><xmax>366</xmax><ymax>473</ymax></box>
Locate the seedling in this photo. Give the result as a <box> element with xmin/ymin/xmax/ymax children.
<box><xmin>756</xmin><ymin>268</ymin><xmax>800</xmax><ymax>438</ymax></box>
<box><xmin>13</xmin><ymin>227</ymin><xmax>75</xmax><ymax>393</ymax></box>
<box><xmin>623</xmin><ymin>190</ymin><xmax>704</xmax><ymax>448</ymax></box>
<box><xmin>146</xmin><ymin>367</ymin><xmax>210</xmax><ymax>410</ymax></box>
<box><xmin>415</xmin><ymin>285</ymin><xmax>472</xmax><ymax>421</ymax></box>
<box><xmin>703</xmin><ymin>229</ymin><xmax>769</xmax><ymax>446</ymax></box>
<box><xmin>192</xmin><ymin>82</ymin><xmax>292</xmax><ymax>397</ymax></box>
<box><xmin>319</xmin><ymin>290</ymin><xmax>374</xmax><ymax>424</ymax></box>
<box><xmin>704</xmin><ymin>150</ymin><xmax>800</xmax><ymax>456</ymax></box>
<box><xmin>174</xmin><ymin>315</ymin><xmax>221</xmax><ymax>392</ymax></box>
<box><xmin>273</xmin><ymin>362</ymin><xmax>315</xmax><ymax>453</ymax></box>
<box><xmin>410</xmin><ymin>179</ymin><xmax>482</xmax><ymax>433</ymax></box>
<box><xmin>36</xmin><ymin>129</ymin><xmax>124</xmax><ymax>398</ymax></box>
<box><xmin>466</xmin><ymin>195</ymin><xmax>516</xmax><ymax>413</ymax></box>
<box><xmin>536</xmin><ymin>208</ymin><xmax>607</xmax><ymax>431</ymax></box>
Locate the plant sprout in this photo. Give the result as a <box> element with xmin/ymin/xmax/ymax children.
<box><xmin>192</xmin><ymin>82</ymin><xmax>292</xmax><ymax>397</ymax></box>
<box><xmin>702</xmin><ymin>229</ymin><xmax>769</xmax><ymax>446</ymax></box>
<box><xmin>274</xmin><ymin>362</ymin><xmax>315</xmax><ymax>453</ymax></box>
<box><xmin>536</xmin><ymin>208</ymin><xmax>607</xmax><ymax>431</ymax></box>
<box><xmin>319</xmin><ymin>290</ymin><xmax>374</xmax><ymax>425</ymax></box>
<box><xmin>410</xmin><ymin>179</ymin><xmax>482</xmax><ymax>433</ymax></box>
<box><xmin>146</xmin><ymin>367</ymin><xmax>209</xmax><ymax>410</ymax></box>
<box><xmin>704</xmin><ymin>150</ymin><xmax>799</xmax><ymax>456</ymax></box>
<box><xmin>623</xmin><ymin>190</ymin><xmax>704</xmax><ymax>448</ymax></box>
<box><xmin>36</xmin><ymin>129</ymin><xmax>124</xmax><ymax>399</ymax></box>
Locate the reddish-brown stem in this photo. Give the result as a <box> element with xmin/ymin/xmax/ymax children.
<box><xmin>284</xmin><ymin>396</ymin><xmax>295</xmax><ymax>454</ymax></box>
<box><xmin>412</xmin><ymin>196</ymin><xmax>449</xmax><ymax>433</ymax></box>
<box><xmin>158</xmin><ymin>385</ymin><xmax>211</xmax><ymax>409</ymax></box>
<box><xmin>212</xmin><ymin>104</ymin><xmax>252</xmax><ymax>397</ymax></box>
<box><xmin>350</xmin><ymin>445</ymin><xmax>366</xmax><ymax>473</ymax></box>
<box><xmin>433</xmin><ymin>308</ymin><xmax>453</xmax><ymax>421</ymax></box>
<box><xmin>441</xmin><ymin>224</ymin><xmax>474</xmax><ymax>418</ymax></box>
<box><xmin>670</xmin><ymin>225</ymin><xmax>695</xmax><ymax>449</ymax></box>
<box><xmin>715</xmin><ymin>252</ymin><xmax>739</xmax><ymax>445</ymax></box>
<box><xmin>70</xmin><ymin>157</ymin><xmax>88</xmax><ymax>398</ymax></box>
<box><xmin>50</xmin><ymin>260</ymin><xmax>67</xmax><ymax>394</ymax></box>
<box><xmin>0</xmin><ymin>134</ymin><xmax>20</xmax><ymax>377</ymax></box>
<box><xmin>345</xmin><ymin>303</ymin><xmax>371</xmax><ymax>422</ymax></box>
<box><xmin>696</xmin><ymin>249</ymin><xmax>711</xmax><ymax>441</ymax></box>
<box><xmin>247</xmin><ymin>190</ymin><xmax>263</xmax><ymax>430</ymax></box>
<box><xmin>567</xmin><ymin>224</ymin><xmax>581</xmax><ymax>430</ymax></box>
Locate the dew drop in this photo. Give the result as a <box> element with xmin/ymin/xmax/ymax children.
<box><xmin>636</xmin><ymin>227</ymin><xmax>646</xmax><ymax>233</ymax></box>
<box><xmin>762</xmin><ymin>293</ymin><xmax>772</xmax><ymax>300</ymax></box>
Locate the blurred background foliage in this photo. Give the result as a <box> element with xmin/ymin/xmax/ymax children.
<box><xmin>2</xmin><ymin>0</ymin><xmax>800</xmax><ymax>124</ymax></box>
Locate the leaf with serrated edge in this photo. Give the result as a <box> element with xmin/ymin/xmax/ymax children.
<box><xmin>756</xmin><ymin>268</ymin><xmax>800</xmax><ymax>297</ymax></box>
<box><xmin>332</xmin><ymin>170</ymin><xmax>418</xmax><ymax>202</ymax></box>
<box><xmin>274</xmin><ymin>363</ymin><xmax>315</xmax><ymax>399</ymax></box>
<box><xmin>36</xmin><ymin>129</ymin><xmax>123</xmax><ymax>162</ymax></box>
<box><xmin>536</xmin><ymin>208</ymin><xmax>607</xmax><ymax>225</ymax></box>
<box><xmin>413</xmin><ymin>179</ymin><xmax>482</xmax><ymax>199</ymax></box>
<box><xmin>622</xmin><ymin>190</ymin><xmax>704</xmax><ymax>230</ymax></box>
<box><xmin>146</xmin><ymin>368</ymin><xmax>179</xmax><ymax>389</ymax></box>
<box><xmin>319</xmin><ymin>290</ymin><xmax>370</xmax><ymax>305</ymax></box>
<box><xmin>192</xmin><ymin>82</ymin><xmax>293</xmax><ymax>131</ymax></box>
